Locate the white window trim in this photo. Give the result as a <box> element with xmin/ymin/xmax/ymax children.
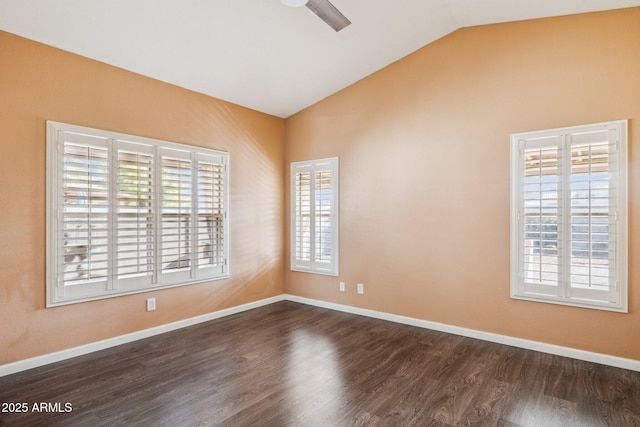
<box><xmin>290</xmin><ymin>157</ymin><xmax>339</xmax><ymax>276</ymax></box>
<box><xmin>510</xmin><ymin>120</ymin><xmax>628</xmax><ymax>312</ymax></box>
<box><xmin>46</xmin><ymin>121</ymin><xmax>230</xmax><ymax>307</ymax></box>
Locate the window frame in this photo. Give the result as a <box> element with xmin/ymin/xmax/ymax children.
<box><xmin>46</xmin><ymin>121</ymin><xmax>230</xmax><ymax>307</ymax></box>
<box><xmin>510</xmin><ymin>120</ymin><xmax>627</xmax><ymax>312</ymax></box>
<box><xmin>290</xmin><ymin>157</ymin><xmax>339</xmax><ymax>276</ymax></box>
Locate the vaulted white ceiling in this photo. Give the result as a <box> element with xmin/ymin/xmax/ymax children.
<box><xmin>1</xmin><ymin>0</ymin><xmax>639</xmax><ymax>118</ymax></box>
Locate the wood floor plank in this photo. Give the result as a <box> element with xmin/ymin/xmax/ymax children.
<box><xmin>1</xmin><ymin>301</ymin><xmax>640</xmax><ymax>426</ymax></box>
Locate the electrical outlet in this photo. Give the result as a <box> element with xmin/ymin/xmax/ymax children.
<box><xmin>339</xmin><ymin>281</ymin><xmax>345</xmax><ymax>292</ymax></box>
<box><xmin>146</xmin><ymin>297</ymin><xmax>156</xmax><ymax>312</ymax></box>
<box><xmin>357</xmin><ymin>283</ymin><xmax>364</xmax><ymax>294</ymax></box>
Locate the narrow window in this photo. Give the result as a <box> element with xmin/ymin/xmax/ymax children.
<box><xmin>291</xmin><ymin>157</ymin><xmax>339</xmax><ymax>276</ymax></box>
<box><xmin>510</xmin><ymin>120</ymin><xmax>627</xmax><ymax>311</ymax></box>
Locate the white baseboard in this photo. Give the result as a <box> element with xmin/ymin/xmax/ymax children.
<box><xmin>2</xmin><ymin>293</ymin><xmax>638</xmax><ymax>377</ymax></box>
<box><xmin>0</xmin><ymin>295</ymin><xmax>286</xmax><ymax>377</ymax></box>
<box><xmin>284</xmin><ymin>294</ymin><xmax>640</xmax><ymax>372</ymax></box>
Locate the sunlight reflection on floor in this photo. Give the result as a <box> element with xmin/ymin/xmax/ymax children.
<box><xmin>286</xmin><ymin>329</ymin><xmax>344</xmax><ymax>425</ymax></box>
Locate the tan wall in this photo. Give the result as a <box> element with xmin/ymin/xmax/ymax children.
<box><xmin>0</xmin><ymin>31</ymin><xmax>285</xmax><ymax>365</ymax></box>
<box><xmin>284</xmin><ymin>8</ymin><xmax>640</xmax><ymax>360</ymax></box>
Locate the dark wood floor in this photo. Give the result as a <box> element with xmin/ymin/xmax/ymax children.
<box><xmin>1</xmin><ymin>302</ymin><xmax>640</xmax><ymax>426</ymax></box>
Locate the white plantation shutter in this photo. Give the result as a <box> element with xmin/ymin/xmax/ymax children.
<box><xmin>510</xmin><ymin>120</ymin><xmax>627</xmax><ymax>312</ymax></box>
<box><xmin>160</xmin><ymin>150</ymin><xmax>193</xmax><ymax>281</ymax></box>
<box><xmin>567</xmin><ymin>130</ymin><xmax>620</xmax><ymax>302</ymax></box>
<box><xmin>291</xmin><ymin>158</ymin><xmax>339</xmax><ymax>276</ymax></box>
<box><xmin>195</xmin><ymin>154</ymin><xmax>227</xmax><ymax>274</ymax></box>
<box><xmin>314</xmin><ymin>169</ymin><xmax>334</xmax><ymax>265</ymax></box>
<box><xmin>294</xmin><ymin>170</ymin><xmax>312</xmax><ymax>264</ymax></box>
<box><xmin>520</xmin><ymin>136</ymin><xmax>561</xmax><ymax>294</ymax></box>
<box><xmin>47</xmin><ymin>122</ymin><xmax>229</xmax><ymax>306</ymax></box>
<box><xmin>116</xmin><ymin>142</ymin><xmax>154</xmax><ymax>287</ymax></box>
<box><xmin>57</xmin><ymin>132</ymin><xmax>110</xmax><ymax>300</ymax></box>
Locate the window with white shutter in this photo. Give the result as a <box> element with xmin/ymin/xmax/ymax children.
<box><xmin>510</xmin><ymin>120</ymin><xmax>627</xmax><ymax>312</ymax></box>
<box><xmin>291</xmin><ymin>157</ymin><xmax>339</xmax><ymax>276</ymax></box>
<box><xmin>47</xmin><ymin>121</ymin><xmax>229</xmax><ymax>306</ymax></box>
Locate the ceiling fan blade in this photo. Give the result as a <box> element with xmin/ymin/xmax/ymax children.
<box><xmin>305</xmin><ymin>0</ymin><xmax>351</xmax><ymax>32</ymax></box>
